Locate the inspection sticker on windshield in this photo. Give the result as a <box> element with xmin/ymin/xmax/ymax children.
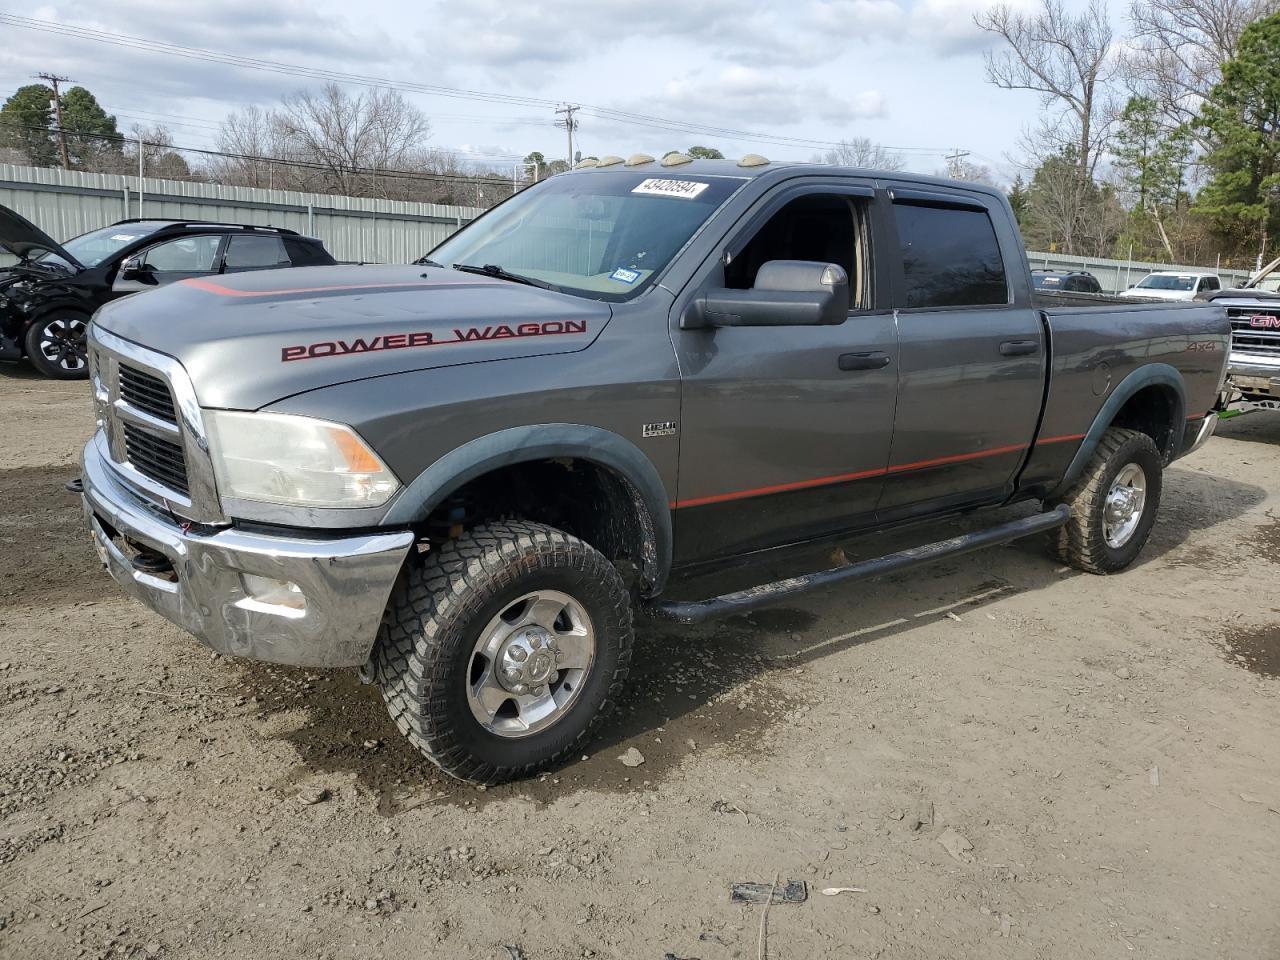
<box><xmin>631</xmin><ymin>178</ymin><xmax>709</xmax><ymax>200</ymax></box>
<box><xmin>610</xmin><ymin>267</ymin><xmax>640</xmax><ymax>284</ymax></box>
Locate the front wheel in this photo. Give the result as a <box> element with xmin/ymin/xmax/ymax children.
<box><xmin>1049</xmin><ymin>427</ymin><xmax>1163</xmax><ymax>574</ymax></box>
<box><xmin>24</xmin><ymin>313</ymin><xmax>91</xmax><ymax>379</ymax></box>
<box><xmin>367</xmin><ymin>520</ymin><xmax>634</xmax><ymax>784</ymax></box>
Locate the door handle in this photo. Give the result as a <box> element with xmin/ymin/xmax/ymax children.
<box><xmin>999</xmin><ymin>339</ymin><xmax>1039</xmax><ymax>357</ymax></box>
<box><xmin>838</xmin><ymin>351</ymin><xmax>891</xmax><ymax>371</ymax></box>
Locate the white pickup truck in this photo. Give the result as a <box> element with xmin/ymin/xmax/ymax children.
<box><xmin>1205</xmin><ymin>256</ymin><xmax>1280</xmax><ymax>405</ymax></box>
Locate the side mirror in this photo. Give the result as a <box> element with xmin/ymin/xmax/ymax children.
<box><xmin>119</xmin><ymin>257</ymin><xmax>156</xmax><ymax>284</ymax></box>
<box><xmin>684</xmin><ymin>260</ymin><xmax>850</xmax><ymax>328</ymax></box>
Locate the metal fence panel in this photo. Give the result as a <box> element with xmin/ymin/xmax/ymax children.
<box><xmin>0</xmin><ymin>163</ymin><xmax>480</xmax><ymax>264</ymax></box>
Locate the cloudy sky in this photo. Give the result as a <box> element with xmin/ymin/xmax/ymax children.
<box><xmin>0</xmin><ymin>0</ymin><xmax>1089</xmax><ymax>179</ymax></box>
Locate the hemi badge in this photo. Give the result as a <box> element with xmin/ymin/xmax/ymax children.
<box><xmin>643</xmin><ymin>421</ymin><xmax>677</xmax><ymax>438</ymax></box>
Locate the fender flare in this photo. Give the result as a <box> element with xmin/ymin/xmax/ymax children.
<box><xmin>381</xmin><ymin>423</ymin><xmax>673</xmax><ymax>592</ymax></box>
<box><xmin>1048</xmin><ymin>362</ymin><xmax>1186</xmax><ymax>499</ymax></box>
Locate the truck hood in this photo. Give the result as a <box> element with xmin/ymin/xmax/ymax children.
<box><xmin>0</xmin><ymin>204</ymin><xmax>82</xmax><ymax>267</ymax></box>
<box><xmin>92</xmin><ymin>264</ymin><xmax>613</xmax><ymax>410</ymax></box>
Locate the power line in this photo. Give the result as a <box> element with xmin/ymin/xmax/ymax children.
<box><xmin>5</xmin><ymin>123</ymin><xmax>530</xmax><ymax>191</ymax></box>
<box><xmin>0</xmin><ymin>14</ymin><xmax>959</xmax><ymax>156</ymax></box>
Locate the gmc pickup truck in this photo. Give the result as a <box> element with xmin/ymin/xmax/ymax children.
<box><xmin>79</xmin><ymin>156</ymin><xmax>1229</xmax><ymax>783</ymax></box>
<box><xmin>1204</xmin><ymin>255</ymin><xmax>1280</xmax><ymax>406</ymax></box>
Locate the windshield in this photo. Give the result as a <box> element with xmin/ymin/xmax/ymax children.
<box><xmin>428</xmin><ymin>171</ymin><xmax>744</xmax><ymax>301</ymax></box>
<box><xmin>1136</xmin><ymin>274</ymin><xmax>1196</xmax><ymax>291</ymax></box>
<box><xmin>1249</xmin><ymin>259</ymin><xmax>1280</xmax><ymax>293</ymax></box>
<box><xmin>51</xmin><ymin>224</ymin><xmax>161</xmax><ymax>268</ymax></box>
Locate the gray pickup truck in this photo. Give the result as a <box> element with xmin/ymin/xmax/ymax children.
<box><xmin>79</xmin><ymin>156</ymin><xmax>1229</xmax><ymax>783</ymax></box>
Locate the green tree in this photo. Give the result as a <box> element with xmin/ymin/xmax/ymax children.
<box><xmin>60</xmin><ymin>86</ymin><xmax>120</xmax><ymax>169</ymax></box>
<box><xmin>0</xmin><ymin>83</ymin><xmax>57</xmax><ymax>166</ymax></box>
<box><xmin>1114</xmin><ymin>95</ymin><xmax>1192</xmax><ymax>258</ymax></box>
<box><xmin>686</xmin><ymin>145</ymin><xmax>724</xmax><ymax>159</ymax></box>
<box><xmin>1194</xmin><ymin>12</ymin><xmax>1280</xmax><ymax>261</ymax></box>
<box><xmin>1007</xmin><ymin>175</ymin><xmax>1029</xmax><ymax>226</ymax></box>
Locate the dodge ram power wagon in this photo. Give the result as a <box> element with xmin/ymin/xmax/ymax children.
<box><xmin>79</xmin><ymin>156</ymin><xmax>1229</xmax><ymax>783</ymax></box>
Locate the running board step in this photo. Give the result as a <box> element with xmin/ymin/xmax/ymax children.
<box><xmin>645</xmin><ymin>504</ymin><xmax>1072</xmax><ymax>625</ymax></box>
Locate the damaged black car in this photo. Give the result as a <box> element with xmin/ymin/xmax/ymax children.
<box><xmin>0</xmin><ymin>206</ymin><xmax>336</xmax><ymax>379</ymax></box>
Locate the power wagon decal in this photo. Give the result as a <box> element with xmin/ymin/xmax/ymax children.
<box><xmin>281</xmin><ymin>320</ymin><xmax>589</xmax><ymax>362</ymax></box>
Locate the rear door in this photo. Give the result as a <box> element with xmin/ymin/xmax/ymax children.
<box><xmin>670</xmin><ymin>178</ymin><xmax>899</xmax><ymax>563</ymax></box>
<box><xmin>876</xmin><ymin>187</ymin><xmax>1045</xmax><ymax>521</ymax></box>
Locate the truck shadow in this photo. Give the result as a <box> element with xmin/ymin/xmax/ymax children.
<box><xmin>236</xmin><ymin>462</ymin><xmax>1264</xmax><ymax>812</ymax></box>
<box><xmin>1215</xmin><ymin>412</ymin><xmax>1280</xmax><ymax>447</ymax></box>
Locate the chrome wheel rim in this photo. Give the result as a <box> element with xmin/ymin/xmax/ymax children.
<box><xmin>38</xmin><ymin>317</ymin><xmax>88</xmax><ymax>372</ymax></box>
<box><xmin>466</xmin><ymin>590</ymin><xmax>596</xmax><ymax>739</ymax></box>
<box><xmin>1103</xmin><ymin>462</ymin><xmax>1147</xmax><ymax>548</ymax></box>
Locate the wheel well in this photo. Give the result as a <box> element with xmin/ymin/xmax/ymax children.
<box><xmin>421</xmin><ymin>458</ymin><xmax>660</xmax><ymax>595</ymax></box>
<box><xmin>1110</xmin><ymin>385</ymin><xmax>1179</xmax><ymax>462</ymax></box>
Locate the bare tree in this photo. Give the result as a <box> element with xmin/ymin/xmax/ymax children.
<box><xmin>942</xmin><ymin>155</ymin><xmax>997</xmax><ymax>183</ymax></box>
<box><xmin>1126</xmin><ymin>0</ymin><xmax>1279</xmax><ymax>134</ymax></box>
<box><xmin>975</xmin><ymin>0</ymin><xmax>1119</xmax><ymax>179</ymax></box>
<box><xmin>819</xmin><ymin>137</ymin><xmax>906</xmax><ymax>171</ymax></box>
<box><xmin>273</xmin><ymin>84</ymin><xmax>431</xmax><ymax>198</ymax></box>
<box><xmin>210</xmin><ymin>105</ymin><xmax>290</xmax><ymax>189</ymax></box>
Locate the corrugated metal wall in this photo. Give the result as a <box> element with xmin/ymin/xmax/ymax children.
<box><xmin>0</xmin><ymin>163</ymin><xmax>1255</xmax><ymax>290</ymax></box>
<box><xmin>0</xmin><ymin>163</ymin><xmax>482</xmax><ymax>264</ymax></box>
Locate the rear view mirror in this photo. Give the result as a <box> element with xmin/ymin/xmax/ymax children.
<box><xmin>683</xmin><ymin>260</ymin><xmax>850</xmax><ymax>328</ymax></box>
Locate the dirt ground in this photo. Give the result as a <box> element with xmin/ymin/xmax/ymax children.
<box><xmin>1</xmin><ymin>360</ymin><xmax>1278</xmax><ymax>960</ymax></box>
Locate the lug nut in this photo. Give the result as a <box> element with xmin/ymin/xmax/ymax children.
<box><xmin>509</xmin><ymin>646</ymin><xmax>528</xmax><ymax>662</ymax></box>
<box><xmin>504</xmin><ymin>668</ymin><xmax>521</xmax><ymax>683</ymax></box>
<box><xmin>512</xmin><ymin>683</ymin><xmax>528</xmax><ymax>695</ymax></box>
<box><xmin>529</xmin><ymin>634</ymin><xmax>543</xmax><ymax>649</ymax></box>
<box><xmin>532</xmin><ymin>685</ymin><xmax>545</xmax><ymax>696</ymax></box>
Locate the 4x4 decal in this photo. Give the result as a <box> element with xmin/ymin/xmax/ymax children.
<box><xmin>281</xmin><ymin>320</ymin><xmax>589</xmax><ymax>362</ymax></box>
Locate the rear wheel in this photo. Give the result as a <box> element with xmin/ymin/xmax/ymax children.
<box><xmin>367</xmin><ymin>520</ymin><xmax>633</xmax><ymax>784</ymax></box>
<box><xmin>24</xmin><ymin>313</ymin><xmax>90</xmax><ymax>379</ymax></box>
<box><xmin>1049</xmin><ymin>427</ymin><xmax>1162</xmax><ymax>574</ymax></box>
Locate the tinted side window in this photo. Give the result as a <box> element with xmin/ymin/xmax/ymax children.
<box><xmin>142</xmin><ymin>235</ymin><xmax>221</xmax><ymax>273</ymax></box>
<box><xmin>892</xmin><ymin>203</ymin><xmax>1008</xmax><ymax>308</ymax></box>
<box><xmin>1202</xmin><ymin>276</ymin><xmax>1220</xmax><ymax>291</ymax></box>
<box><xmin>225</xmin><ymin>235</ymin><xmax>290</xmax><ymax>269</ymax></box>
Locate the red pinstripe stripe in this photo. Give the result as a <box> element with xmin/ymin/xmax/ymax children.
<box><xmin>670</xmin><ymin>432</ymin><xmax>1088</xmax><ymax>510</ymax></box>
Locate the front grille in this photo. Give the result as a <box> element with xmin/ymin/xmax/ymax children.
<box><xmin>123</xmin><ymin>422</ymin><xmax>189</xmax><ymax>496</ymax></box>
<box><xmin>119</xmin><ymin>363</ymin><xmax>177</xmax><ymax>423</ymax></box>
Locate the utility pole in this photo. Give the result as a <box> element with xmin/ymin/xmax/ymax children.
<box><xmin>555</xmin><ymin>104</ymin><xmax>579</xmax><ymax>168</ymax></box>
<box><xmin>944</xmin><ymin>148</ymin><xmax>970</xmax><ymax>180</ymax></box>
<box><xmin>36</xmin><ymin>73</ymin><xmax>72</xmax><ymax>170</ymax></box>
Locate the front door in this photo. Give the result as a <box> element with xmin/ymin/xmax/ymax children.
<box><xmin>876</xmin><ymin>187</ymin><xmax>1045</xmax><ymax>520</ymax></box>
<box><xmin>670</xmin><ymin>181</ymin><xmax>899</xmax><ymax>564</ymax></box>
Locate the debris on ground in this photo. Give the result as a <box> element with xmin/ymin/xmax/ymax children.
<box><xmin>618</xmin><ymin>747</ymin><xmax>646</xmax><ymax>768</ymax></box>
<box><xmin>910</xmin><ymin>799</ymin><xmax>934</xmax><ymax>831</ymax></box>
<box><xmin>1115</xmin><ymin>666</ymin><xmax>1132</xmax><ymax>679</ymax></box>
<box><xmin>820</xmin><ymin>886</ymin><xmax>868</xmax><ymax>896</ymax></box>
<box><xmin>1149</xmin><ymin>765</ymin><xmax>1161</xmax><ymax>786</ymax></box>
<box><xmin>731</xmin><ymin>880</ymin><xmax>808</xmax><ymax>904</ymax></box>
<box><xmin>501</xmin><ymin>946</ymin><xmax>527</xmax><ymax>960</ymax></box>
<box><xmin>937</xmin><ymin>827</ymin><xmax>974</xmax><ymax>863</ymax></box>
<box><xmin>296</xmin><ymin>786</ymin><xmax>331</xmax><ymax>806</ymax></box>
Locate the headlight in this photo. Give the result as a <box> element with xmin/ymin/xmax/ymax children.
<box><xmin>205</xmin><ymin>411</ymin><xmax>400</xmax><ymax>508</ymax></box>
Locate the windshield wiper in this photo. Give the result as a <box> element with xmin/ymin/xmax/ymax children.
<box><xmin>452</xmin><ymin>262</ymin><xmax>554</xmax><ymax>290</ymax></box>
<box><xmin>414</xmin><ymin>256</ymin><xmax>444</xmax><ymax>267</ymax></box>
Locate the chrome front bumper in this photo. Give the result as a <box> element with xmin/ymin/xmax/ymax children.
<box><xmin>81</xmin><ymin>435</ymin><xmax>414</xmax><ymax>667</ymax></box>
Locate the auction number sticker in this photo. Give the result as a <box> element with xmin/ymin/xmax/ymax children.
<box><xmin>631</xmin><ymin>178</ymin><xmax>710</xmax><ymax>200</ymax></box>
